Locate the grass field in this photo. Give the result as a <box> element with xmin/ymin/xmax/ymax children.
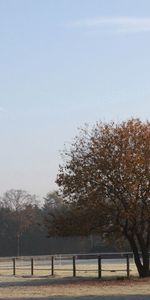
<box><xmin>0</xmin><ymin>256</ymin><xmax>139</xmax><ymax>278</ymax></box>
<box><xmin>0</xmin><ymin>275</ymin><xmax>150</xmax><ymax>299</ymax></box>
<box><xmin>0</xmin><ymin>257</ymin><xmax>149</xmax><ymax>299</ymax></box>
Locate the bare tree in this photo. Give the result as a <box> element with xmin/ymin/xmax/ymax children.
<box><xmin>2</xmin><ymin>189</ymin><xmax>37</xmax><ymax>256</ymax></box>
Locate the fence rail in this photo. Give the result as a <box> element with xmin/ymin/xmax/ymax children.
<box><xmin>0</xmin><ymin>252</ymin><xmax>137</xmax><ymax>279</ymax></box>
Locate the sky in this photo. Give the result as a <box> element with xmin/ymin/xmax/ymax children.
<box><xmin>1</xmin><ymin>0</ymin><xmax>150</xmax><ymax>200</ymax></box>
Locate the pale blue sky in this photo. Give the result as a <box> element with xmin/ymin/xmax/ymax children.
<box><xmin>1</xmin><ymin>0</ymin><xmax>150</xmax><ymax>199</ymax></box>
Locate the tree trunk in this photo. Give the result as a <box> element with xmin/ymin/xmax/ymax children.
<box><xmin>136</xmin><ymin>233</ymin><xmax>150</xmax><ymax>277</ymax></box>
<box><xmin>127</xmin><ymin>235</ymin><xmax>150</xmax><ymax>277</ymax></box>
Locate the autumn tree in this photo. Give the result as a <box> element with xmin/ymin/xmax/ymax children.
<box><xmin>1</xmin><ymin>189</ymin><xmax>38</xmax><ymax>256</ymax></box>
<box><xmin>55</xmin><ymin>119</ymin><xmax>150</xmax><ymax>277</ymax></box>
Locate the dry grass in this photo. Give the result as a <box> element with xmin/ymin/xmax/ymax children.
<box><xmin>0</xmin><ymin>260</ymin><xmax>149</xmax><ymax>299</ymax></box>
<box><xmin>0</xmin><ymin>258</ymin><xmax>139</xmax><ymax>278</ymax></box>
<box><xmin>0</xmin><ymin>275</ymin><xmax>149</xmax><ymax>299</ymax></box>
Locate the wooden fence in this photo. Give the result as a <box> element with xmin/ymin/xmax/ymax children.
<box><xmin>0</xmin><ymin>252</ymin><xmax>137</xmax><ymax>278</ymax></box>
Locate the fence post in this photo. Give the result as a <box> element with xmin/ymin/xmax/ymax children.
<box><xmin>126</xmin><ymin>254</ymin><xmax>130</xmax><ymax>278</ymax></box>
<box><xmin>13</xmin><ymin>258</ymin><xmax>16</xmax><ymax>276</ymax></box>
<box><xmin>31</xmin><ymin>258</ymin><xmax>34</xmax><ymax>276</ymax></box>
<box><xmin>98</xmin><ymin>255</ymin><xmax>102</xmax><ymax>278</ymax></box>
<box><xmin>73</xmin><ymin>256</ymin><xmax>76</xmax><ymax>277</ymax></box>
<box><xmin>51</xmin><ymin>256</ymin><xmax>54</xmax><ymax>276</ymax></box>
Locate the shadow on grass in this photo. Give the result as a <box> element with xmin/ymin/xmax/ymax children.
<box><xmin>0</xmin><ymin>276</ymin><xmax>144</xmax><ymax>288</ymax></box>
<box><xmin>0</xmin><ymin>295</ymin><xmax>150</xmax><ymax>300</ymax></box>
<box><xmin>0</xmin><ymin>276</ymin><xmax>111</xmax><ymax>288</ymax></box>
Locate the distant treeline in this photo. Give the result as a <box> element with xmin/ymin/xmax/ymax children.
<box><xmin>0</xmin><ymin>189</ymin><xmax>129</xmax><ymax>257</ymax></box>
